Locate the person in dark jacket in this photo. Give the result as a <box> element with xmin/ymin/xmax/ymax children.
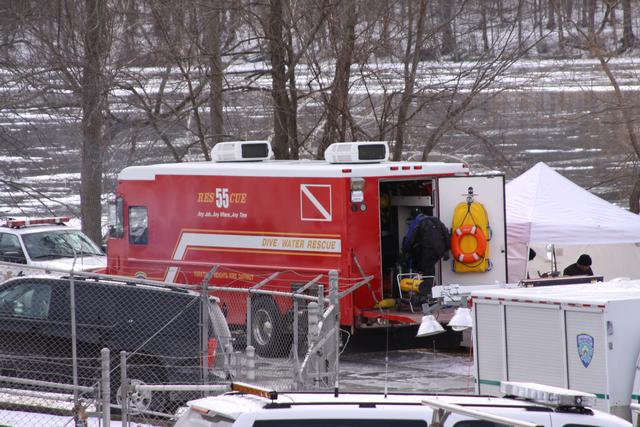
<box><xmin>563</xmin><ymin>254</ymin><xmax>594</xmax><ymax>277</ymax></box>
<box><xmin>402</xmin><ymin>212</ymin><xmax>450</xmax><ymax>277</ymax></box>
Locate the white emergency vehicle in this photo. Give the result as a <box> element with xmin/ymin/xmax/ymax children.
<box><xmin>174</xmin><ymin>381</ymin><xmax>630</xmax><ymax>427</ymax></box>
<box><xmin>472</xmin><ymin>280</ymin><xmax>640</xmax><ymax>421</ymax></box>
<box><xmin>0</xmin><ymin>217</ymin><xmax>106</xmax><ymax>281</ymax></box>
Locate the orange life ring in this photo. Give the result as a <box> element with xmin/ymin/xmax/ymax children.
<box><xmin>451</xmin><ymin>224</ymin><xmax>487</xmax><ymax>264</ymax></box>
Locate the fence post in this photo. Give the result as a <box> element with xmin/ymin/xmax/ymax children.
<box><xmin>120</xmin><ymin>351</ymin><xmax>128</xmax><ymax>427</ymax></box>
<box><xmin>329</xmin><ymin>270</ymin><xmax>340</xmax><ymax>394</ymax></box>
<box><xmin>245</xmin><ymin>346</ymin><xmax>255</xmax><ymax>382</ymax></box>
<box><xmin>201</xmin><ymin>266</ymin><xmax>218</xmax><ymax>390</ymax></box>
<box><xmin>293</xmin><ymin>294</ymin><xmax>299</xmax><ymax>372</ymax></box>
<box><xmin>225</xmin><ymin>343</ymin><xmax>235</xmax><ymax>379</ymax></box>
<box><xmin>101</xmin><ymin>348</ymin><xmax>110</xmax><ymax>427</ymax></box>
<box><xmin>246</xmin><ymin>294</ymin><xmax>252</xmax><ymax>349</ymax></box>
<box><xmin>315</xmin><ymin>284</ymin><xmax>324</xmax><ymax>388</ymax></box>
<box><xmin>307</xmin><ymin>301</ymin><xmax>319</xmax><ymax>387</ymax></box>
<box><xmin>293</xmin><ymin>294</ymin><xmax>302</xmax><ymax>390</ymax></box>
<box><xmin>69</xmin><ymin>263</ymin><xmax>79</xmax><ymax>408</ymax></box>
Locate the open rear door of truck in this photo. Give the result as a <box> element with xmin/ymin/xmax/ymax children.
<box><xmin>437</xmin><ymin>175</ymin><xmax>507</xmax><ymax>287</ymax></box>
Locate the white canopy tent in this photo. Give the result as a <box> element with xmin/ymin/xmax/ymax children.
<box><xmin>506</xmin><ymin>162</ymin><xmax>640</xmax><ymax>282</ymax></box>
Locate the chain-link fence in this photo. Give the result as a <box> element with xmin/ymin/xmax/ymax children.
<box><xmin>208</xmin><ymin>268</ymin><xmax>346</xmax><ymax>392</ymax></box>
<box><xmin>0</xmin><ymin>264</ymin><xmax>368</xmax><ymax>426</ymax></box>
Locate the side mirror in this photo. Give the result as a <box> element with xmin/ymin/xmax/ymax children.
<box><xmin>108</xmin><ymin>225</ymin><xmax>124</xmax><ymax>239</ymax></box>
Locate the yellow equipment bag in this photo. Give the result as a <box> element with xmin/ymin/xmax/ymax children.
<box><xmin>374</xmin><ymin>298</ymin><xmax>397</xmax><ymax>309</ymax></box>
<box><xmin>451</xmin><ymin>200</ymin><xmax>491</xmax><ymax>273</ymax></box>
<box><xmin>399</xmin><ymin>277</ymin><xmax>423</xmax><ymax>293</ymax></box>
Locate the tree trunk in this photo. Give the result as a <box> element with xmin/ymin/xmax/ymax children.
<box><xmin>207</xmin><ymin>0</ymin><xmax>224</xmax><ymax>146</ymax></box>
<box><xmin>123</xmin><ymin>0</ymin><xmax>137</xmax><ymax>61</ymax></box>
<box><xmin>286</xmin><ymin>23</ymin><xmax>299</xmax><ymax>159</ymax></box>
<box><xmin>556</xmin><ymin>0</ymin><xmax>564</xmax><ymax>48</ymax></box>
<box><xmin>536</xmin><ymin>0</ymin><xmax>544</xmax><ymax>38</ymax></box>
<box><xmin>496</xmin><ymin>0</ymin><xmax>504</xmax><ymax>23</ymax></box>
<box><xmin>481</xmin><ymin>2</ymin><xmax>490</xmax><ymax>53</ymax></box>
<box><xmin>317</xmin><ymin>0</ymin><xmax>357</xmax><ymax>158</ymax></box>
<box><xmin>547</xmin><ymin>0</ymin><xmax>556</xmax><ymax>29</ymax></box>
<box><xmin>564</xmin><ymin>0</ymin><xmax>573</xmax><ymax>20</ymax></box>
<box><xmin>267</xmin><ymin>0</ymin><xmax>290</xmax><ymax>159</ymax></box>
<box><xmin>81</xmin><ymin>0</ymin><xmax>108</xmax><ymax>244</ymax></box>
<box><xmin>439</xmin><ymin>0</ymin><xmax>456</xmax><ymax>56</ymax></box>
<box><xmin>517</xmin><ymin>0</ymin><xmax>524</xmax><ymax>48</ymax></box>
<box><xmin>631</xmin><ymin>174</ymin><xmax>640</xmax><ymax>214</ymax></box>
<box><xmin>611</xmin><ymin>4</ymin><xmax>618</xmax><ymax>51</ymax></box>
<box><xmin>392</xmin><ymin>0</ymin><xmax>427</xmax><ymax>161</ymax></box>
<box><xmin>622</xmin><ymin>0</ymin><xmax>635</xmax><ymax>51</ymax></box>
<box><xmin>587</xmin><ymin>0</ymin><xmax>596</xmax><ymax>34</ymax></box>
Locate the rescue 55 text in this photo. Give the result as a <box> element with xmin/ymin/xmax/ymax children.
<box><xmin>197</xmin><ymin>188</ymin><xmax>247</xmax><ymax>208</ymax></box>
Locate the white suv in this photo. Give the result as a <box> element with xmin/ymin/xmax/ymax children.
<box><xmin>175</xmin><ymin>382</ymin><xmax>631</xmax><ymax>427</ymax></box>
<box><xmin>0</xmin><ymin>217</ymin><xmax>106</xmax><ymax>281</ymax></box>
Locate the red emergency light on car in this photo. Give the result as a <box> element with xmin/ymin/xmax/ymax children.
<box><xmin>3</xmin><ymin>216</ymin><xmax>71</xmax><ymax>229</ymax></box>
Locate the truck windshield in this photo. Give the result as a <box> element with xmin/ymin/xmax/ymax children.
<box><xmin>22</xmin><ymin>230</ymin><xmax>104</xmax><ymax>260</ymax></box>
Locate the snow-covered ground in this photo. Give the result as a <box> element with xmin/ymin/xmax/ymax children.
<box><xmin>0</xmin><ymin>411</ymin><xmax>158</xmax><ymax>427</ymax></box>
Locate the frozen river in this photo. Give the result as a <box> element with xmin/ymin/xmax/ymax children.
<box><xmin>340</xmin><ymin>348</ymin><xmax>474</xmax><ymax>394</ymax></box>
<box><xmin>332</xmin><ymin>328</ymin><xmax>474</xmax><ymax>394</ymax></box>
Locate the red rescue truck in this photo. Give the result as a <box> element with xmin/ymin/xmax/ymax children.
<box><xmin>106</xmin><ymin>141</ymin><xmax>507</xmax><ymax>354</ymax></box>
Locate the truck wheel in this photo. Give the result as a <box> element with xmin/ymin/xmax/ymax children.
<box><xmin>251</xmin><ymin>297</ymin><xmax>287</xmax><ymax>357</ymax></box>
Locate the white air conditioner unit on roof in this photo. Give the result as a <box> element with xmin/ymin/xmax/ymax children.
<box><xmin>211</xmin><ymin>141</ymin><xmax>273</xmax><ymax>162</ymax></box>
<box><xmin>324</xmin><ymin>142</ymin><xmax>389</xmax><ymax>164</ymax></box>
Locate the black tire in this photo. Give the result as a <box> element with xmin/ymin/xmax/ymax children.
<box><xmin>251</xmin><ymin>297</ymin><xmax>287</xmax><ymax>357</ymax></box>
<box><xmin>116</xmin><ymin>365</ymin><xmax>168</xmax><ymax>414</ymax></box>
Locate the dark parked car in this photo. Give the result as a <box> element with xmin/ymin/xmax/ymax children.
<box><xmin>0</xmin><ymin>276</ymin><xmax>232</xmax><ymax>412</ymax></box>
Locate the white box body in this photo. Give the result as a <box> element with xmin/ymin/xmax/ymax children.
<box><xmin>472</xmin><ymin>280</ymin><xmax>640</xmax><ymax>421</ymax></box>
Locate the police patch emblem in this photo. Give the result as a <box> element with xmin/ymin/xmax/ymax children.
<box><xmin>577</xmin><ymin>333</ymin><xmax>594</xmax><ymax>368</ymax></box>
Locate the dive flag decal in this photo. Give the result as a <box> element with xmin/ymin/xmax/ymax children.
<box><xmin>577</xmin><ymin>333</ymin><xmax>594</xmax><ymax>368</ymax></box>
<box><xmin>300</xmin><ymin>184</ymin><xmax>332</xmax><ymax>221</ymax></box>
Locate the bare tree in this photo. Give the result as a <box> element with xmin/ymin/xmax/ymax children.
<box><xmin>439</xmin><ymin>0</ymin><xmax>457</xmax><ymax>57</ymax></box>
<box><xmin>621</xmin><ymin>0</ymin><xmax>635</xmax><ymax>51</ymax></box>
<box><xmin>266</xmin><ymin>0</ymin><xmax>292</xmax><ymax>159</ymax></box>
<box><xmin>547</xmin><ymin>0</ymin><xmax>556</xmax><ymax>29</ymax></box>
<box><xmin>207</xmin><ymin>0</ymin><xmax>225</xmax><ymax>146</ymax></box>
<box><xmin>81</xmin><ymin>0</ymin><xmax>110</xmax><ymax>243</ymax></box>
<box><xmin>564</xmin><ymin>2</ymin><xmax>640</xmax><ymax>212</ymax></box>
<box><xmin>317</xmin><ymin>0</ymin><xmax>357</xmax><ymax>158</ymax></box>
<box><xmin>1</xmin><ymin>0</ymin><xmax>638</xmax><ymax>225</ymax></box>
<box><xmin>392</xmin><ymin>0</ymin><xmax>427</xmax><ymax>161</ymax></box>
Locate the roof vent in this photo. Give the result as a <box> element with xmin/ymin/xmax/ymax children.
<box><xmin>211</xmin><ymin>141</ymin><xmax>272</xmax><ymax>162</ymax></box>
<box><xmin>324</xmin><ymin>142</ymin><xmax>389</xmax><ymax>164</ymax></box>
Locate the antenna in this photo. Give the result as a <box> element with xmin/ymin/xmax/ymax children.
<box><xmin>384</xmin><ymin>323</ymin><xmax>389</xmax><ymax>398</ymax></box>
